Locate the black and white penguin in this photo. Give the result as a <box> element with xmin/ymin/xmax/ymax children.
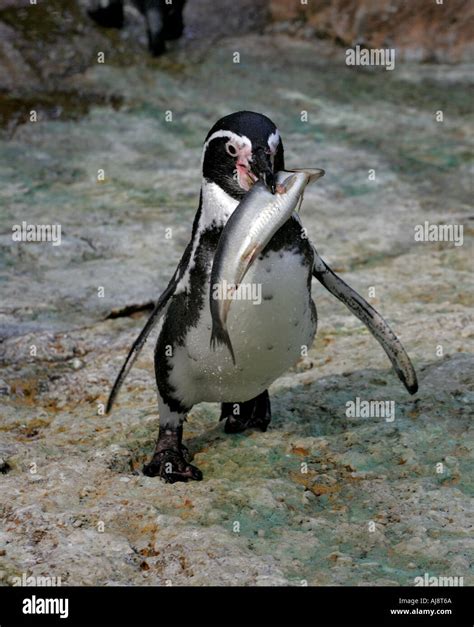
<box><xmin>87</xmin><ymin>0</ymin><xmax>186</xmax><ymax>56</ymax></box>
<box><xmin>107</xmin><ymin>110</ymin><xmax>418</xmax><ymax>483</ymax></box>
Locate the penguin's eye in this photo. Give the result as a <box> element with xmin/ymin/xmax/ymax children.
<box><xmin>226</xmin><ymin>142</ymin><xmax>238</xmax><ymax>157</ymax></box>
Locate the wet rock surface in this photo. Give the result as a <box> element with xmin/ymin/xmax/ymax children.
<box><xmin>269</xmin><ymin>0</ymin><xmax>474</xmax><ymax>63</ymax></box>
<box><xmin>0</xmin><ymin>2</ymin><xmax>473</xmax><ymax>586</ymax></box>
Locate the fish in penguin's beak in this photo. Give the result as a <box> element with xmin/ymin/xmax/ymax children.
<box><xmin>251</xmin><ymin>146</ymin><xmax>276</xmax><ymax>194</ymax></box>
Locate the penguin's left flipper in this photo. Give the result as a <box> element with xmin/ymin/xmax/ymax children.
<box><xmin>311</xmin><ymin>246</ymin><xmax>418</xmax><ymax>395</ymax></box>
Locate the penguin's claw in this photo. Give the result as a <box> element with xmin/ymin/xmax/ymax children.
<box><xmin>143</xmin><ymin>449</ymin><xmax>203</xmax><ymax>483</ymax></box>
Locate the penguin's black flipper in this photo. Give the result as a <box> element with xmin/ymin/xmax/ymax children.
<box><xmin>311</xmin><ymin>246</ymin><xmax>418</xmax><ymax>395</ymax></box>
<box><xmin>106</xmin><ymin>278</ymin><xmax>177</xmax><ymax>413</ymax></box>
<box><xmin>106</xmin><ymin>238</ymin><xmax>194</xmax><ymax>413</ymax></box>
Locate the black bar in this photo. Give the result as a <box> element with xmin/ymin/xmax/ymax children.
<box><xmin>0</xmin><ymin>586</ymin><xmax>471</xmax><ymax>626</ymax></box>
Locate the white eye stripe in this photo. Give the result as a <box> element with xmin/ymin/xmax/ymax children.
<box><xmin>267</xmin><ymin>129</ymin><xmax>280</xmax><ymax>154</ymax></box>
<box><xmin>201</xmin><ymin>128</ymin><xmax>280</xmax><ymax>166</ymax></box>
<box><xmin>201</xmin><ymin>130</ymin><xmax>252</xmax><ymax>166</ymax></box>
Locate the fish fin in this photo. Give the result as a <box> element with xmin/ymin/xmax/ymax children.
<box><xmin>210</xmin><ymin>323</ymin><xmax>236</xmax><ymax>365</ymax></box>
<box><xmin>296</xmin><ymin>190</ymin><xmax>305</xmax><ymax>213</ymax></box>
<box><xmin>311</xmin><ymin>245</ymin><xmax>418</xmax><ymax>395</ymax></box>
<box><xmin>105</xmin><ymin>259</ymin><xmax>185</xmax><ymax>414</ymax></box>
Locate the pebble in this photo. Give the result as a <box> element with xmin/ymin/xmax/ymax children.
<box><xmin>0</xmin><ymin>379</ymin><xmax>11</xmax><ymax>395</ymax></box>
<box><xmin>0</xmin><ymin>458</ymin><xmax>10</xmax><ymax>474</ymax></box>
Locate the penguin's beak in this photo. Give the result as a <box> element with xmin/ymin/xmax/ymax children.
<box><xmin>251</xmin><ymin>147</ymin><xmax>276</xmax><ymax>194</ymax></box>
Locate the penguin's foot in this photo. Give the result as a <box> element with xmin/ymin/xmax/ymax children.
<box><xmin>143</xmin><ymin>448</ymin><xmax>202</xmax><ymax>482</ymax></box>
<box><xmin>143</xmin><ymin>4</ymin><xmax>167</xmax><ymax>56</ymax></box>
<box><xmin>220</xmin><ymin>390</ymin><xmax>272</xmax><ymax>434</ymax></box>
<box><xmin>224</xmin><ymin>412</ymin><xmax>271</xmax><ymax>434</ymax></box>
<box><xmin>143</xmin><ymin>427</ymin><xmax>202</xmax><ymax>482</ymax></box>
<box><xmin>147</xmin><ymin>31</ymin><xmax>167</xmax><ymax>57</ymax></box>
<box><xmin>162</xmin><ymin>12</ymin><xmax>185</xmax><ymax>40</ymax></box>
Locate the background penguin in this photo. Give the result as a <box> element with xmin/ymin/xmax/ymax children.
<box><xmin>107</xmin><ymin>110</ymin><xmax>417</xmax><ymax>483</ymax></box>
<box><xmin>87</xmin><ymin>0</ymin><xmax>186</xmax><ymax>56</ymax></box>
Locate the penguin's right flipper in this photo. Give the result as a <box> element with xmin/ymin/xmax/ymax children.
<box><xmin>107</xmin><ymin>224</ymin><xmax>196</xmax><ymax>413</ymax></box>
<box><xmin>311</xmin><ymin>246</ymin><xmax>418</xmax><ymax>395</ymax></box>
<box><xmin>106</xmin><ymin>277</ymin><xmax>178</xmax><ymax>413</ymax></box>
<box><xmin>106</xmin><ymin>238</ymin><xmax>194</xmax><ymax>413</ymax></box>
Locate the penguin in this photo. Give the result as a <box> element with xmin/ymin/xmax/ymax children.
<box><xmin>106</xmin><ymin>110</ymin><xmax>418</xmax><ymax>483</ymax></box>
<box><xmin>87</xmin><ymin>0</ymin><xmax>124</xmax><ymax>29</ymax></box>
<box><xmin>87</xmin><ymin>0</ymin><xmax>186</xmax><ymax>56</ymax></box>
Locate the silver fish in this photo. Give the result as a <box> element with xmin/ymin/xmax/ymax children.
<box><xmin>210</xmin><ymin>168</ymin><xmax>325</xmax><ymax>363</ymax></box>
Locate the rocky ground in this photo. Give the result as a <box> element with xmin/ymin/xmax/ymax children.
<box><xmin>0</xmin><ymin>1</ymin><xmax>473</xmax><ymax>586</ymax></box>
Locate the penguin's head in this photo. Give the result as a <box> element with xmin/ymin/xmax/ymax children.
<box><xmin>202</xmin><ymin>111</ymin><xmax>284</xmax><ymax>200</ymax></box>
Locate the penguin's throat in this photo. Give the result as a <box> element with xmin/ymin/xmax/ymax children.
<box><xmin>201</xmin><ymin>179</ymin><xmax>240</xmax><ymax>228</ymax></box>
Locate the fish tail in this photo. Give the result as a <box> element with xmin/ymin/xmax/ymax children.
<box><xmin>210</xmin><ymin>322</ymin><xmax>236</xmax><ymax>365</ymax></box>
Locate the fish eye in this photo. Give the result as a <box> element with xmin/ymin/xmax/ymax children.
<box><xmin>226</xmin><ymin>142</ymin><xmax>238</xmax><ymax>157</ymax></box>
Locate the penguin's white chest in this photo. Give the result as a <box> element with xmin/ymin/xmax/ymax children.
<box><xmin>167</xmin><ymin>249</ymin><xmax>316</xmax><ymax>406</ymax></box>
